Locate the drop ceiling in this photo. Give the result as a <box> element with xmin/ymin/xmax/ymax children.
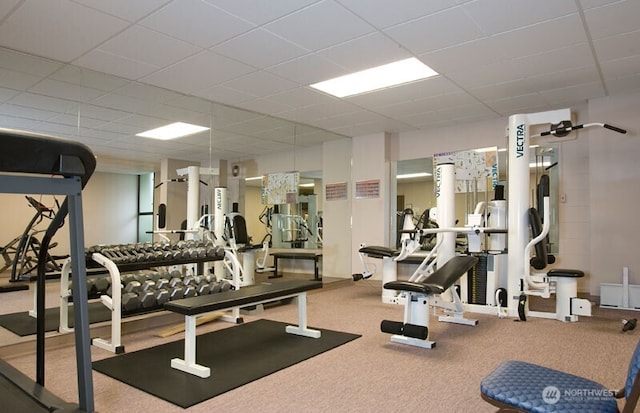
<box><xmin>0</xmin><ymin>0</ymin><xmax>639</xmax><ymax>172</ymax></box>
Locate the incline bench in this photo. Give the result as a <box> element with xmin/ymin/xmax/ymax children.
<box><xmin>164</xmin><ymin>280</ymin><xmax>322</xmax><ymax>378</ymax></box>
<box><xmin>270</xmin><ymin>251</ymin><xmax>323</xmax><ymax>281</ymax></box>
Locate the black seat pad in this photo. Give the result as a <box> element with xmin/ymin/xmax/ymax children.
<box><xmin>384</xmin><ymin>255</ymin><xmax>479</xmax><ymax>295</ymax></box>
<box><xmin>358</xmin><ymin>246</ymin><xmax>398</xmax><ymax>259</ymax></box>
<box><xmin>548</xmin><ymin>268</ymin><xmax>584</xmax><ymax>278</ymax></box>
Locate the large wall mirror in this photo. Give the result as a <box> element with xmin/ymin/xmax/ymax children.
<box><xmin>396</xmin><ymin>144</ymin><xmax>559</xmax><ymax>253</ymax></box>
<box><xmin>243</xmin><ymin>170</ymin><xmax>323</xmax><ymax>250</ymax></box>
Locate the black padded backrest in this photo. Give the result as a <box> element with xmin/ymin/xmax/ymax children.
<box><xmin>528</xmin><ymin>207</ymin><xmax>548</xmax><ymax>270</ymax></box>
<box><xmin>425</xmin><ymin>255</ymin><xmax>479</xmax><ymax>292</ymax></box>
<box><xmin>232</xmin><ymin>215</ymin><xmax>250</xmax><ymax>244</ymax></box>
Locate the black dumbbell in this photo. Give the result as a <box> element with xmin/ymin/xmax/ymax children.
<box><xmin>94</xmin><ymin>277</ymin><xmax>111</xmax><ymax>294</ymax></box>
<box><xmin>124</xmin><ymin>280</ymin><xmax>142</xmax><ymax>294</ymax></box>
<box><xmin>122</xmin><ymin>292</ymin><xmax>140</xmax><ymax>311</ymax></box>
<box><xmin>155</xmin><ymin>289</ymin><xmax>170</xmax><ymax>306</ymax></box>
<box><xmin>138</xmin><ymin>290</ymin><xmax>157</xmax><ymax>308</ymax></box>
<box><xmin>169</xmin><ymin>286</ymin><xmax>185</xmax><ymax>301</ymax></box>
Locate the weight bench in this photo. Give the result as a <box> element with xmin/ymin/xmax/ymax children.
<box><xmin>164</xmin><ymin>280</ymin><xmax>322</xmax><ymax>378</ymax></box>
<box><xmin>270</xmin><ymin>252</ymin><xmax>322</xmax><ymax>281</ymax></box>
<box><xmin>382</xmin><ymin>255</ymin><xmax>479</xmax><ymax>348</ymax></box>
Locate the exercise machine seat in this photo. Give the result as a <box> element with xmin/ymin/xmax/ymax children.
<box><xmin>384</xmin><ymin>255</ymin><xmax>479</xmax><ymax>295</ymax></box>
<box><xmin>480</xmin><ymin>338</ymin><xmax>640</xmax><ymax>413</ymax></box>
<box><xmin>547</xmin><ymin>269</ymin><xmax>584</xmax><ymax>278</ymax></box>
<box><xmin>231</xmin><ymin>215</ymin><xmax>262</xmax><ymax>252</ymax></box>
<box><xmin>358</xmin><ymin>245</ymin><xmax>399</xmax><ymax>259</ymax></box>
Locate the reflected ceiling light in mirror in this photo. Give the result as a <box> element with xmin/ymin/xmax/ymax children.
<box><xmin>136</xmin><ymin>122</ymin><xmax>209</xmax><ymax>140</ymax></box>
<box><xmin>310</xmin><ymin>58</ymin><xmax>438</xmax><ymax>98</ymax></box>
<box><xmin>245</xmin><ymin>176</ymin><xmax>262</xmax><ymax>181</ymax></box>
<box><xmin>397</xmin><ymin>172</ymin><xmax>432</xmax><ymax>179</ymax></box>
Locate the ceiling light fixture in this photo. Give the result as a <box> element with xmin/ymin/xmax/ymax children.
<box><xmin>136</xmin><ymin>122</ymin><xmax>209</xmax><ymax>140</ymax></box>
<box><xmin>310</xmin><ymin>57</ymin><xmax>438</xmax><ymax>98</ymax></box>
<box><xmin>397</xmin><ymin>172</ymin><xmax>432</xmax><ymax>179</ymax></box>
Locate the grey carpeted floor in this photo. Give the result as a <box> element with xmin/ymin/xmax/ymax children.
<box><xmin>1</xmin><ymin>278</ymin><xmax>639</xmax><ymax>412</ymax></box>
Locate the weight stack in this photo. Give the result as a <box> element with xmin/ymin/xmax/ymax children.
<box><xmin>467</xmin><ymin>254</ymin><xmax>488</xmax><ymax>305</ymax></box>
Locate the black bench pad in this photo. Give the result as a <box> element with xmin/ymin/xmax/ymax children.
<box><xmin>548</xmin><ymin>268</ymin><xmax>585</xmax><ymax>278</ymax></box>
<box><xmin>165</xmin><ymin>280</ymin><xmax>322</xmax><ymax>316</ymax></box>
<box><xmin>358</xmin><ymin>246</ymin><xmax>398</xmax><ymax>259</ymax></box>
<box><xmin>384</xmin><ymin>256</ymin><xmax>479</xmax><ymax>295</ymax></box>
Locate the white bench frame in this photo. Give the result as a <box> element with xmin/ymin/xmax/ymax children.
<box><xmin>171</xmin><ymin>291</ymin><xmax>321</xmax><ymax>378</ymax></box>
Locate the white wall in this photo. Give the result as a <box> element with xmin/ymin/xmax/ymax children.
<box><xmin>587</xmin><ymin>91</ymin><xmax>640</xmax><ymax>294</ymax></box>
<box><xmin>0</xmin><ymin>171</ymin><xmax>139</xmax><ymax>259</ymax></box>
<box><xmin>322</xmin><ymin>138</ymin><xmax>352</xmax><ymax>279</ymax></box>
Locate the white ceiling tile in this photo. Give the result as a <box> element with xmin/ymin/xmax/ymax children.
<box><xmin>8</xmin><ymin>92</ymin><xmax>78</xmax><ymax>114</ymax></box>
<box><xmin>579</xmin><ymin>0</ymin><xmax>620</xmax><ymax>10</ymax></box>
<box><xmin>593</xmin><ymin>30</ymin><xmax>640</xmax><ymax>61</ymax></box>
<box><xmin>0</xmin><ymin>0</ymin><xmax>21</xmax><ymax>19</ymax></box>
<box><xmin>73</xmin><ymin>49</ymin><xmax>160</xmax><ymax>80</ymax></box>
<box><xmin>238</xmin><ymin>98</ymin><xmax>295</xmax><ymax>117</ymax></box>
<box><xmin>264</xmin><ymin>1</ymin><xmax>374</xmax><ymax>51</ymax></box>
<box><xmin>421</xmin><ymin>37</ymin><xmax>510</xmax><ymax>75</ymax></box>
<box><xmin>319</xmin><ymin>32</ymin><xmax>411</xmax><ymax>72</ymax></box>
<box><xmin>142</xmin><ymin>51</ymin><xmax>255</xmax><ymax>93</ymax></box>
<box><xmin>140</xmin><ymin>0</ymin><xmax>254</xmax><ymax>48</ymax></box>
<box><xmin>212</xmin><ymin>28</ymin><xmax>309</xmax><ymax>69</ymax></box>
<box><xmin>488</xmin><ymin>15</ymin><xmax>587</xmax><ymax>59</ymax></box>
<box><xmin>76</xmin><ymin>104</ymin><xmax>130</xmax><ymax>122</ymax></box>
<box><xmin>0</xmin><ymin>67</ymin><xmax>42</xmax><ymax>90</ymax></box>
<box><xmin>0</xmin><ymin>102</ymin><xmax>64</xmax><ymax>120</ymax></box>
<box><xmin>112</xmin><ymin>82</ymin><xmax>186</xmax><ymax>103</ymax></box>
<box><xmin>223</xmin><ymin>71</ymin><xmax>298</xmax><ymax>98</ymax></box>
<box><xmin>584</xmin><ymin>0</ymin><xmax>640</xmax><ymax>39</ymax></box>
<box><xmin>447</xmin><ymin>60</ymin><xmax>524</xmax><ymax>90</ymax></box>
<box><xmin>196</xmin><ymin>85</ymin><xmax>257</xmax><ymax>106</ymax></box>
<box><xmin>266</xmin><ymin>54</ymin><xmax>345</xmax><ymax>85</ymax></box>
<box><xmin>600</xmin><ymin>54</ymin><xmax>640</xmax><ymax>78</ymax></box>
<box><xmin>336</xmin><ymin>0</ymin><xmax>459</xmax><ymax>29</ymax></box>
<box><xmin>0</xmin><ymin>48</ymin><xmax>63</xmax><ymax>77</ymax></box>
<box><xmin>205</xmin><ymin>0</ymin><xmax>320</xmax><ymax>26</ymax></box>
<box><xmin>0</xmin><ymin>86</ymin><xmax>20</xmax><ymax>103</ymax></box>
<box><xmin>471</xmin><ymin>79</ymin><xmax>545</xmax><ymax>101</ymax></box>
<box><xmin>265</xmin><ymin>87</ymin><xmax>339</xmax><ymax>110</ymax></box>
<box><xmin>539</xmin><ymin>81</ymin><xmax>606</xmax><ymax>104</ymax></box>
<box><xmin>49</xmin><ymin>112</ymin><xmax>105</xmax><ymax>128</ymax></box>
<box><xmin>461</xmin><ymin>0</ymin><xmax>577</xmax><ymax>36</ymax></box>
<box><xmin>29</xmin><ymin>79</ymin><xmax>106</xmax><ymax>103</ymax></box>
<box><xmin>604</xmin><ymin>73</ymin><xmax>640</xmax><ymax>95</ymax></box>
<box><xmin>50</xmin><ymin>65</ymin><xmax>130</xmax><ymax>91</ymax></box>
<box><xmin>525</xmin><ymin>66</ymin><xmax>601</xmax><ymax>92</ymax></box>
<box><xmin>0</xmin><ymin>0</ymin><xmax>130</xmax><ymax>62</ymax></box>
<box><xmin>510</xmin><ymin>44</ymin><xmax>595</xmax><ymax>77</ymax></box>
<box><xmin>384</xmin><ymin>6</ymin><xmax>484</xmax><ymax>55</ymax></box>
<box><xmin>71</xmin><ymin>0</ymin><xmax>169</xmax><ymax>22</ymax></box>
<box><xmin>485</xmin><ymin>93</ymin><xmax>550</xmax><ymax>115</ymax></box>
<box><xmin>97</xmin><ymin>25</ymin><xmax>201</xmax><ymax>68</ymax></box>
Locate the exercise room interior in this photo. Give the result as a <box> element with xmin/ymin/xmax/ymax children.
<box><xmin>1</xmin><ymin>1</ymin><xmax>640</xmax><ymax>412</ymax></box>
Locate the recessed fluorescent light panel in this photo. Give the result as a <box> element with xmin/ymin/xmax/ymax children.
<box><xmin>136</xmin><ymin>122</ymin><xmax>209</xmax><ymax>140</ymax></box>
<box><xmin>310</xmin><ymin>58</ymin><xmax>438</xmax><ymax>98</ymax></box>
<box><xmin>397</xmin><ymin>172</ymin><xmax>432</xmax><ymax>179</ymax></box>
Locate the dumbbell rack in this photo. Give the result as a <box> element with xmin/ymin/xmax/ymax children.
<box><xmin>58</xmin><ymin>245</ymin><xmax>235</xmax><ymax>354</ymax></box>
